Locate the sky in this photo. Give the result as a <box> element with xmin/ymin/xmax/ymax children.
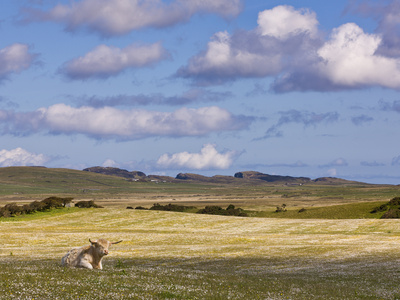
<box><xmin>1</xmin><ymin>0</ymin><xmax>400</xmax><ymax>184</ymax></box>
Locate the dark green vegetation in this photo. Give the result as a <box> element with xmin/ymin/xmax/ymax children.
<box><xmin>371</xmin><ymin>197</ymin><xmax>400</xmax><ymax>218</ymax></box>
<box><xmin>1</xmin><ymin>257</ymin><xmax>398</xmax><ymax>299</ymax></box>
<box><xmin>197</xmin><ymin>204</ymin><xmax>248</xmax><ymax>216</ymax></box>
<box><xmin>252</xmin><ymin>201</ymin><xmax>394</xmax><ymax>219</ymax></box>
<box><xmin>0</xmin><ymin>196</ymin><xmax>73</xmax><ymax>218</ymax></box>
<box><xmin>0</xmin><ymin>196</ymin><xmax>103</xmax><ymax>218</ymax></box>
<box><xmin>148</xmin><ymin>203</ymin><xmax>197</xmax><ymax>212</ymax></box>
<box><xmin>145</xmin><ymin>203</ymin><xmax>248</xmax><ymax>217</ymax></box>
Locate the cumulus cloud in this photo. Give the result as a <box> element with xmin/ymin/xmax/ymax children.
<box><xmin>260</xmin><ymin>109</ymin><xmax>339</xmax><ymax>139</ymax></box>
<box><xmin>72</xmin><ymin>89</ymin><xmax>231</xmax><ymax>107</ymax></box>
<box><xmin>60</xmin><ymin>43</ymin><xmax>169</xmax><ymax>80</ymax></box>
<box><xmin>177</xmin><ymin>30</ymin><xmax>283</xmax><ymax>84</ymax></box>
<box><xmin>102</xmin><ymin>159</ymin><xmax>119</xmax><ymax>168</ymax></box>
<box><xmin>0</xmin><ymin>43</ymin><xmax>38</xmax><ymax>82</ymax></box>
<box><xmin>346</xmin><ymin>0</ymin><xmax>400</xmax><ymax>57</ymax></box>
<box><xmin>0</xmin><ymin>147</ymin><xmax>49</xmax><ymax>167</ymax></box>
<box><xmin>179</xmin><ymin>4</ymin><xmax>400</xmax><ymax>91</ymax></box>
<box><xmin>257</xmin><ymin>5</ymin><xmax>318</xmax><ymax>39</ymax></box>
<box><xmin>177</xmin><ymin>5</ymin><xmax>320</xmax><ymax>85</ymax></box>
<box><xmin>24</xmin><ymin>0</ymin><xmax>243</xmax><ymax>36</ymax></box>
<box><xmin>157</xmin><ymin>144</ymin><xmax>236</xmax><ymax>170</ymax></box>
<box><xmin>0</xmin><ymin>104</ymin><xmax>252</xmax><ymax>140</ymax></box>
<box><xmin>315</xmin><ymin>23</ymin><xmax>400</xmax><ymax>89</ymax></box>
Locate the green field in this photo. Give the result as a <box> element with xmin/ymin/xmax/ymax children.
<box><xmin>1</xmin><ymin>209</ymin><xmax>400</xmax><ymax>299</ymax></box>
<box><xmin>1</xmin><ymin>167</ymin><xmax>400</xmax><ymax>299</ymax></box>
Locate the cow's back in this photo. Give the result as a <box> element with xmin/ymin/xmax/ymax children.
<box><xmin>61</xmin><ymin>247</ymin><xmax>85</xmax><ymax>267</ymax></box>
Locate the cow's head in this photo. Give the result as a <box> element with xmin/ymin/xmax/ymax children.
<box><xmin>89</xmin><ymin>239</ymin><xmax>122</xmax><ymax>256</ymax></box>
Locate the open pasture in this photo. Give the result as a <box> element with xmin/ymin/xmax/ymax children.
<box><xmin>1</xmin><ymin>167</ymin><xmax>400</xmax><ymax>212</ymax></box>
<box><xmin>1</xmin><ymin>208</ymin><xmax>400</xmax><ymax>299</ymax></box>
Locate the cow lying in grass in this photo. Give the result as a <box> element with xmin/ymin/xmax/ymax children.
<box><xmin>61</xmin><ymin>239</ymin><xmax>122</xmax><ymax>270</ymax></box>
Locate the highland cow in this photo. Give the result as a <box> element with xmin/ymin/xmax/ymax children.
<box><xmin>61</xmin><ymin>239</ymin><xmax>122</xmax><ymax>270</ymax></box>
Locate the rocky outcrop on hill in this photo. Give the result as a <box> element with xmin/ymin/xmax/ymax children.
<box><xmin>83</xmin><ymin>167</ymin><xmax>146</xmax><ymax>180</ymax></box>
<box><xmin>83</xmin><ymin>167</ymin><xmax>362</xmax><ymax>186</ymax></box>
<box><xmin>234</xmin><ymin>171</ymin><xmax>311</xmax><ymax>183</ymax></box>
<box><xmin>175</xmin><ymin>173</ymin><xmax>209</xmax><ymax>181</ymax></box>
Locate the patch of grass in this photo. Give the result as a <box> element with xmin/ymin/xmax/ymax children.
<box><xmin>1</xmin><ymin>209</ymin><xmax>400</xmax><ymax>298</ymax></box>
<box><xmin>0</xmin><ymin>257</ymin><xmax>399</xmax><ymax>299</ymax></box>
<box><xmin>252</xmin><ymin>201</ymin><xmax>389</xmax><ymax>219</ymax></box>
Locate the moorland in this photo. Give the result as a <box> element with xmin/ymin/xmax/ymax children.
<box><xmin>1</xmin><ymin>166</ymin><xmax>400</xmax><ymax>299</ymax></box>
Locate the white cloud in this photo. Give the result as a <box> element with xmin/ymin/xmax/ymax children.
<box><xmin>257</xmin><ymin>5</ymin><xmax>318</xmax><ymax>39</ymax></box>
<box><xmin>177</xmin><ymin>5</ymin><xmax>318</xmax><ymax>84</ymax></box>
<box><xmin>0</xmin><ymin>104</ymin><xmax>252</xmax><ymax>140</ymax></box>
<box><xmin>0</xmin><ymin>147</ymin><xmax>48</xmax><ymax>167</ymax></box>
<box><xmin>61</xmin><ymin>42</ymin><xmax>169</xmax><ymax>79</ymax></box>
<box><xmin>26</xmin><ymin>0</ymin><xmax>242</xmax><ymax>36</ymax></box>
<box><xmin>317</xmin><ymin>23</ymin><xmax>400</xmax><ymax>88</ymax></box>
<box><xmin>102</xmin><ymin>159</ymin><xmax>118</xmax><ymax>168</ymax></box>
<box><xmin>177</xmin><ymin>30</ymin><xmax>282</xmax><ymax>83</ymax></box>
<box><xmin>157</xmin><ymin>144</ymin><xmax>235</xmax><ymax>170</ymax></box>
<box><xmin>0</xmin><ymin>43</ymin><xmax>37</xmax><ymax>81</ymax></box>
<box><xmin>179</xmin><ymin>5</ymin><xmax>400</xmax><ymax>91</ymax></box>
<box><xmin>326</xmin><ymin>168</ymin><xmax>337</xmax><ymax>177</ymax></box>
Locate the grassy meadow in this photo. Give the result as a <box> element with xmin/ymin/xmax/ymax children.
<box><xmin>1</xmin><ymin>208</ymin><xmax>400</xmax><ymax>299</ymax></box>
<box><xmin>1</xmin><ymin>167</ymin><xmax>400</xmax><ymax>299</ymax></box>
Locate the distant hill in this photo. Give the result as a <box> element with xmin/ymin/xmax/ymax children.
<box><xmin>83</xmin><ymin>167</ymin><xmax>146</xmax><ymax>180</ymax></box>
<box><xmin>83</xmin><ymin>167</ymin><xmax>365</xmax><ymax>185</ymax></box>
<box><xmin>234</xmin><ymin>171</ymin><xmax>311</xmax><ymax>184</ymax></box>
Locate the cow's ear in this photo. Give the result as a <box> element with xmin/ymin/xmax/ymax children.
<box><xmin>89</xmin><ymin>239</ymin><xmax>97</xmax><ymax>245</ymax></box>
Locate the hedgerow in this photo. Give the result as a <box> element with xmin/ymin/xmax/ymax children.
<box><xmin>0</xmin><ymin>197</ymin><xmax>105</xmax><ymax>218</ymax></box>
<box><xmin>197</xmin><ymin>204</ymin><xmax>248</xmax><ymax>217</ymax></box>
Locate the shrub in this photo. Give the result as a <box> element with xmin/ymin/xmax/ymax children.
<box><xmin>388</xmin><ymin>197</ymin><xmax>400</xmax><ymax>206</ymax></box>
<box><xmin>381</xmin><ymin>209</ymin><xmax>400</xmax><ymax>219</ymax></box>
<box><xmin>150</xmin><ymin>203</ymin><xmax>195</xmax><ymax>212</ymax></box>
<box><xmin>135</xmin><ymin>206</ymin><xmax>147</xmax><ymax>210</ymax></box>
<box><xmin>298</xmin><ymin>208</ymin><xmax>307</xmax><ymax>213</ymax></box>
<box><xmin>197</xmin><ymin>205</ymin><xmax>225</xmax><ymax>215</ymax></box>
<box><xmin>275</xmin><ymin>204</ymin><xmax>287</xmax><ymax>213</ymax></box>
<box><xmin>197</xmin><ymin>205</ymin><xmax>247</xmax><ymax>217</ymax></box>
<box><xmin>75</xmin><ymin>200</ymin><xmax>103</xmax><ymax>208</ymax></box>
<box><xmin>371</xmin><ymin>197</ymin><xmax>400</xmax><ymax>218</ymax></box>
<box><xmin>370</xmin><ymin>204</ymin><xmax>388</xmax><ymax>213</ymax></box>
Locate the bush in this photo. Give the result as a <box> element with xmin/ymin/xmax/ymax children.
<box><xmin>370</xmin><ymin>204</ymin><xmax>388</xmax><ymax>213</ymax></box>
<box><xmin>197</xmin><ymin>205</ymin><xmax>247</xmax><ymax>217</ymax></box>
<box><xmin>75</xmin><ymin>200</ymin><xmax>103</xmax><ymax>208</ymax></box>
<box><xmin>275</xmin><ymin>204</ymin><xmax>287</xmax><ymax>213</ymax></box>
<box><xmin>381</xmin><ymin>209</ymin><xmax>400</xmax><ymax>219</ymax></box>
<box><xmin>135</xmin><ymin>206</ymin><xmax>147</xmax><ymax>210</ymax></box>
<box><xmin>371</xmin><ymin>197</ymin><xmax>400</xmax><ymax>218</ymax></box>
<box><xmin>149</xmin><ymin>203</ymin><xmax>196</xmax><ymax>212</ymax></box>
<box><xmin>0</xmin><ymin>196</ymin><xmax>75</xmax><ymax>218</ymax></box>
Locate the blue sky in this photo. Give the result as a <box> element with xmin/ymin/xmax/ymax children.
<box><xmin>1</xmin><ymin>0</ymin><xmax>400</xmax><ymax>184</ymax></box>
